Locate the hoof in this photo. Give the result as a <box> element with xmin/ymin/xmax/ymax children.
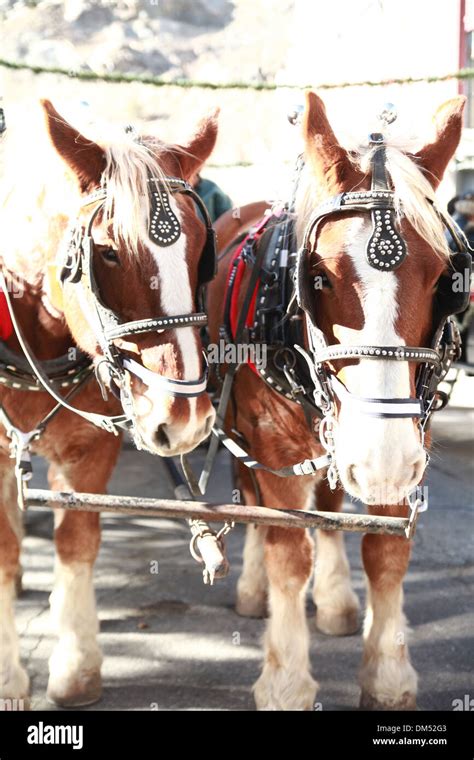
<box><xmin>236</xmin><ymin>592</ymin><xmax>267</xmax><ymax>619</ymax></box>
<box><xmin>315</xmin><ymin>604</ymin><xmax>360</xmax><ymax>636</ymax></box>
<box><xmin>47</xmin><ymin>668</ymin><xmax>102</xmax><ymax>708</ymax></box>
<box><xmin>360</xmin><ymin>691</ymin><xmax>417</xmax><ymax>711</ymax></box>
<box><xmin>0</xmin><ymin>665</ymin><xmax>30</xmax><ymax>708</ymax></box>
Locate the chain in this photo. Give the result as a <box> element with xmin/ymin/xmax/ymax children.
<box><xmin>318</xmin><ymin>412</ymin><xmax>338</xmax><ymax>490</ymax></box>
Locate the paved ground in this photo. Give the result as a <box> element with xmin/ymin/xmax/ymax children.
<box><xmin>14</xmin><ymin>374</ymin><xmax>474</xmax><ymax>711</ymax></box>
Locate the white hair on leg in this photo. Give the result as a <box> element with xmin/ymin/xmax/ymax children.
<box><xmin>359</xmin><ymin>584</ymin><xmax>417</xmax><ymax>709</ymax></box>
<box><xmin>313</xmin><ymin>529</ymin><xmax>360</xmax><ymax>636</ymax></box>
<box><xmin>236</xmin><ymin>525</ymin><xmax>268</xmax><ymax>618</ymax></box>
<box><xmin>254</xmin><ymin>575</ymin><xmax>318</xmax><ymax>711</ymax></box>
<box><xmin>48</xmin><ymin>560</ymin><xmax>102</xmax><ymax>707</ymax></box>
<box><xmin>254</xmin><ymin>487</ymin><xmax>317</xmax><ymax>711</ymax></box>
<box><xmin>0</xmin><ymin>570</ymin><xmax>29</xmax><ymax>705</ymax></box>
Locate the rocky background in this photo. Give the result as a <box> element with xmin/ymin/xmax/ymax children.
<box><xmin>0</xmin><ymin>0</ymin><xmax>293</xmax><ymax>84</ymax></box>
<box><xmin>0</xmin><ymin>1</ymin><xmax>463</xmax><ymax>203</ymax></box>
<box><xmin>0</xmin><ymin>0</ymin><xmax>302</xmax><ymax>203</ymax></box>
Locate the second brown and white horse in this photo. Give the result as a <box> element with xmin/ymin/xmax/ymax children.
<box><xmin>208</xmin><ymin>92</ymin><xmax>466</xmax><ymax>710</ymax></box>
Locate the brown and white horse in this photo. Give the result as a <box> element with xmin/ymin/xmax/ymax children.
<box><xmin>0</xmin><ymin>100</ymin><xmax>217</xmax><ymax>707</ymax></box>
<box><xmin>208</xmin><ymin>92</ymin><xmax>465</xmax><ymax>710</ymax></box>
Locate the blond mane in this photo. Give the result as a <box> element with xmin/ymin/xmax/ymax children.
<box><xmin>296</xmin><ymin>138</ymin><xmax>451</xmax><ymax>260</ymax></box>
<box><xmin>0</xmin><ymin>104</ymin><xmax>168</xmax><ymax>279</ymax></box>
<box><xmin>99</xmin><ymin>133</ymin><xmax>167</xmax><ymax>255</ymax></box>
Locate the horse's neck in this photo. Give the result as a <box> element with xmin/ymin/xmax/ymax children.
<box><xmin>3</xmin><ymin>270</ymin><xmax>73</xmax><ymax>361</ymax></box>
<box><xmin>0</xmin><ymin>167</ymin><xmax>79</xmax><ymax>360</ymax></box>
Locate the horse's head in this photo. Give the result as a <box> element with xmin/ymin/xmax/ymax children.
<box><xmin>42</xmin><ymin>100</ymin><xmax>218</xmax><ymax>456</ymax></box>
<box><xmin>298</xmin><ymin>92</ymin><xmax>467</xmax><ymax>504</ymax></box>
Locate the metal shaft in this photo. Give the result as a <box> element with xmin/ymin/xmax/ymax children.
<box><xmin>26</xmin><ymin>488</ymin><xmax>410</xmax><ymax>537</ymax></box>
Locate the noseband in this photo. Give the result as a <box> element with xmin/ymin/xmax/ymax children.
<box><xmin>295</xmin><ymin>131</ymin><xmax>472</xmax><ymax>488</ymax></box>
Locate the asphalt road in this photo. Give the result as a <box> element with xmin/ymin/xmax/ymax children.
<box><xmin>13</xmin><ymin>374</ymin><xmax>474</xmax><ymax>711</ymax></box>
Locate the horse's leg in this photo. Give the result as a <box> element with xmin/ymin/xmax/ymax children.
<box><xmin>236</xmin><ymin>524</ymin><xmax>268</xmax><ymax>617</ymax></box>
<box><xmin>312</xmin><ymin>479</ymin><xmax>360</xmax><ymax>635</ymax></box>
<box><xmin>253</xmin><ymin>472</ymin><xmax>317</xmax><ymax>710</ymax></box>
<box><xmin>46</xmin><ymin>441</ymin><xmax>120</xmax><ymax>707</ymax></box>
<box><xmin>235</xmin><ymin>464</ymin><xmax>268</xmax><ymax>618</ymax></box>
<box><xmin>359</xmin><ymin>506</ymin><xmax>417</xmax><ymax>710</ymax></box>
<box><xmin>0</xmin><ymin>463</ymin><xmax>29</xmax><ymax>704</ymax></box>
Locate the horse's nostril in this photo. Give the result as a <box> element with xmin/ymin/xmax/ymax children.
<box><xmin>155</xmin><ymin>424</ymin><xmax>170</xmax><ymax>449</ymax></box>
<box><xmin>204</xmin><ymin>413</ymin><xmax>214</xmax><ymax>437</ymax></box>
<box><xmin>347</xmin><ymin>465</ymin><xmax>357</xmax><ymax>488</ymax></box>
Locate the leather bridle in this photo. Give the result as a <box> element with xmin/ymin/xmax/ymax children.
<box><xmin>294</xmin><ymin>132</ymin><xmax>472</xmax><ymax>488</ymax></box>
<box><xmin>0</xmin><ymin>175</ymin><xmax>217</xmax><ymax>439</ymax></box>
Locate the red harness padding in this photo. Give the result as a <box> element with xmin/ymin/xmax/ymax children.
<box><xmin>0</xmin><ymin>290</ymin><xmax>13</xmax><ymax>340</ymax></box>
<box><xmin>226</xmin><ymin>215</ymin><xmax>270</xmax><ymax>375</ymax></box>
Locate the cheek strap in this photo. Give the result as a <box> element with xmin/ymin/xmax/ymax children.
<box><xmin>122</xmin><ymin>357</ymin><xmax>208</xmax><ymax>398</ymax></box>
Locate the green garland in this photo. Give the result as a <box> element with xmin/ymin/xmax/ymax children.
<box><xmin>1</xmin><ymin>57</ymin><xmax>473</xmax><ymax>91</ymax></box>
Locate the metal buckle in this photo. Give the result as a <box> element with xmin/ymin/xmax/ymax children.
<box><xmin>7</xmin><ymin>428</ymin><xmax>41</xmax><ymax>512</ymax></box>
<box><xmin>405</xmin><ymin>486</ymin><xmax>428</xmax><ymax>539</ymax></box>
<box><xmin>189</xmin><ymin>520</ymin><xmax>234</xmax><ymax>585</ymax></box>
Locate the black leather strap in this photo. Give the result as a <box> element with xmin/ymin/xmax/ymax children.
<box><xmin>104</xmin><ymin>313</ymin><xmax>207</xmax><ymax>341</ymax></box>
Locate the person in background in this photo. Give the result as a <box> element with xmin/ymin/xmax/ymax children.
<box><xmin>190</xmin><ymin>171</ymin><xmax>233</xmax><ymax>223</ymax></box>
<box><xmin>447</xmin><ymin>191</ymin><xmax>474</xmax><ymax>251</ymax></box>
<box><xmin>447</xmin><ymin>192</ymin><xmax>474</xmax><ymax>369</ymax></box>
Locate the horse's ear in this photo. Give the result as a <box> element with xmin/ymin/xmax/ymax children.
<box><xmin>415</xmin><ymin>96</ymin><xmax>466</xmax><ymax>188</ymax></box>
<box><xmin>41</xmin><ymin>99</ymin><xmax>106</xmax><ymax>192</ymax></box>
<box><xmin>302</xmin><ymin>91</ymin><xmax>353</xmax><ymax>192</ymax></box>
<box><xmin>173</xmin><ymin>109</ymin><xmax>219</xmax><ymax>180</ymax></box>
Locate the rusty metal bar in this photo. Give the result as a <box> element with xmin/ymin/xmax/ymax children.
<box><xmin>25</xmin><ymin>488</ymin><xmax>410</xmax><ymax>537</ymax></box>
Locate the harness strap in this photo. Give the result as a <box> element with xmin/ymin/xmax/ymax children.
<box><xmin>0</xmin><ymin>368</ymin><xmax>94</xmax><ymax>511</ymax></box>
<box><xmin>211</xmin><ymin>424</ymin><xmax>330</xmax><ymax>477</ymax></box>
<box><xmin>0</xmin><ymin>272</ymin><xmax>130</xmax><ymax>434</ymax></box>
<box><xmin>198</xmin><ymin>218</ymin><xmax>273</xmax><ymax>495</ymax></box>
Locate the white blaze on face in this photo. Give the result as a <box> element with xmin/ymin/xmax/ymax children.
<box><xmin>131</xmin><ymin>197</ymin><xmax>202</xmax><ymax>449</ymax></box>
<box><xmin>333</xmin><ymin>218</ymin><xmax>425</xmax><ymax>504</ymax></box>
<box><xmin>337</xmin><ymin>218</ymin><xmax>409</xmax><ymax>397</ymax></box>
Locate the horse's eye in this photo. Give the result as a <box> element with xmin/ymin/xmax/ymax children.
<box><xmin>100</xmin><ymin>247</ymin><xmax>120</xmax><ymax>264</ymax></box>
<box><xmin>313</xmin><ymin>271</ymin><xmax>332</xmax><ymax>291</ymax></box>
